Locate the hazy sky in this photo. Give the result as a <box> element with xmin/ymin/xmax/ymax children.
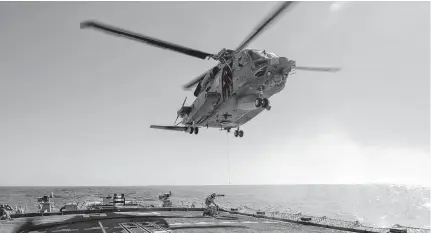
<box><xmin>0</xmin><ymin>1</ymin><xmax>429</xmax><ymax>186</ymax></box>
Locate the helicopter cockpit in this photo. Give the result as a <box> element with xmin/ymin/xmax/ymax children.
<box><xmin>247</xmin><ymin>49</ymin><xmax>279</xmax><ymax>61</ymax></box>
<box><xmin>243</xmin><ymin>49</ymin><xmax>279</xmax><ymax>70</ymax></box>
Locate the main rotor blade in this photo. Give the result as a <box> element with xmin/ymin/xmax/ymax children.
<box><xmin>235</xmin><ymin>2</ymin><xmax>295</xmax><ymax>53</ymax></box>
<box><xmin>80</xmin><ymin>20</ymin><xmax>213</xmax><ymax>60</ymax></box>
<box><xmin>295</xmin><ymin>66</ymin><xmax>341</xmax><ymax>72</ymax></box>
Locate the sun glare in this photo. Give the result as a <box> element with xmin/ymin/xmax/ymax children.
<box><xmin>248</xmin><ymin>131</ymin><xmax>430</xmax><ymax>186</ymax></box>
<box><xmin>330</xmin><ymin>2</ymin><xmax>341</xmax><ymax>12</ymax></box>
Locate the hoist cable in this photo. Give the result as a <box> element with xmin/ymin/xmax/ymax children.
<box><xmin>226</xmin><ymin>132</ymin><xmax>231</xmax><ymax>185</ymax></box>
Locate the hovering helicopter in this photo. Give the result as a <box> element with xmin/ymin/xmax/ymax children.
<box><xmin>80</xmin><ymin>2</ymin><xmax>340</xmax><ymax>138</ymax></box>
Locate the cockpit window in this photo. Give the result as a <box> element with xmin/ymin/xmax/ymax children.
<box><xmin>247</xmin><ymin>50</ymin><xmax>278</xmax><ymax>61</ymax></box>
<box><xmin>248</xmin><ymin>50</ymin><xmax>263</xmax><ymax>61</ymax></box>
<box><xmin>264</xmin><ymin>52</ymin><xmax>278</xmax><ymax>58</ymax></box>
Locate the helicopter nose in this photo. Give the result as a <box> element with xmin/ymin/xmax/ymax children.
<box><xmin>279</xmin><ymin>57</ymin><xmax>288</xmax><ymax>64</ymax></box>
<box><xmin>265</xmin><ymin>57</ymin><xmax>291</xmax><ymax>86</ymax></box>
<box><xmin>265</xmin><ymin>57</ymin><xmax>290</xmax><ymax>75</ymax></box>
<box><xmin>279</xmin><ymin>57</ymin><xmax>290</xmax><ymax>70</ymax></box>
<box><xmin>267</xmin><ymin>57</ymin><xmax>289</xmax><ymax>70</ymax></box>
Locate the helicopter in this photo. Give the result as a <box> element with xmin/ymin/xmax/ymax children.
<box><xmin>80</xmin><ymin>2</ymin><xmax>340</xmax><ymax>138</ymax></box>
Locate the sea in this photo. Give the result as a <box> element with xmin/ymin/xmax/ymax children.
<box><xmin>0</xmin><ymin>184</ymin><xmax>429</xmax><ymax>229</ymax></box>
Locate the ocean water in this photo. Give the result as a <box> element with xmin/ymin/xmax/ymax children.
<box><xmin>0</xmin><ymin>185</ymin><xmax>429</xmax><ymax>228</ymax></box>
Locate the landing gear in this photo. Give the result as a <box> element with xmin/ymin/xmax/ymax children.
<box><xmin>255</xmin><ymin>97</ymin><xmax>271</xmax><ymax>111</ymax></box>
<box><xmin>188</xmin><ymin>127</ymin><xmax>199</xmax><ymax>135</ymax></box>
<box><xmin>262</xmin><ymin>98</ymin><xmax>269</xmax><ymax>108</ymax></box>
<box><xmin>255</xmin><ymin>98</ymin><xmax>262</xmax><ymax>108</ymax></box>
<box><xmin>226</xmin><ymin>126</ymin><xmax>243</xmax><ymax>138</ymax></box>
<box><xmin>234</xmin><ymin>129</ymin><xmax>244</xmax><ymax>138</ymax></box>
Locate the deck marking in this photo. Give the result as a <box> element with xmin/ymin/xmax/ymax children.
<box><xmin>146</xmin><ymin>222</ymin><xmax>171</xmax><ymax>232</ymax></box>
<box><xmin>98</xmin><ymin>221</ymin><xmax>107</xmax><ymax>233</ymax></box>
<box><xmin>118</xmin><ymin>223</ymin><xmax>133</xmax><ymax>233</ymax></box>
<box><xmin>134</xmin><ymin>222</ymin><xmax>155</xmax><ymax>233</ymax></box>
<box><xmin>52</xmin><ymin>229</ymin><xmax>79</xmax><ymax>232</ymax></box>
<box><xmin>169</xmin><ymin>223</ymin><xmax>183</xmax><ymax>226</ymax></box>
<box><xmin>83</xmin><ymin>214</ymin><xmax>107</xmax><ymax>218</ymax></box>
<box><xmin>168</xmin><ymin>220</ymin><xmax>283</xmax><ymax>227</ymax></box>
<box><xmin>196</xmin><ymin>222</ymin><xmax>212</xmax><ymax>225</ymax></box>
<box><xmin>115</xmin><ymin>212</ymin><xmax>161</xmax><ymax>216</ymax></box>
<box><xmin>84</xmin><ymin>226</ymin><xmax>109</xmax><ymax>231</ymax></box>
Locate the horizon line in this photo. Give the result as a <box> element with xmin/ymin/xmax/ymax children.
<box><xmin>0</xmin><ymin>183</ymin><xmax>429</xmax><ymax>188</ymax></box>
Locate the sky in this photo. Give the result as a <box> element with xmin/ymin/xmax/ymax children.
<box><xmin>0</xmin><ymin>1</ymin><xmax>429</xmax><ymax>186</ymax></box>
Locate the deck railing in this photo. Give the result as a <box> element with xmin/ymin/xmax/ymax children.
<box><xmin>218</xmin><ymin>206</ymin><xmax>430</xmax><ymax>233</ymax></box>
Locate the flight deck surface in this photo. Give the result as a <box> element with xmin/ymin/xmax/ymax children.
<box><xmin>1</xmin><ymin>211</ymin><xmax>356</xmax><ymax>233</ymax></box>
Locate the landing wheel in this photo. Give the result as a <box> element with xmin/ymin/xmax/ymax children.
<box><xmin>255</xmin><ymin>98</ymin><xmax>262</xmax><ymax>108</ymax></box>
<box><xmin>189</xmin><ymin>127</ymin><xmax>194</xmax><ymax>134</ymax></box>
<box><xmin>234</xmin><ymin>130</ymin><xmax>244</xmax><ymax>138</ymax></box>
<box><xmin>194</xmin><ymin>127</ymin><xmax>199</xmax><ymax>135</ymax></box>
<box><xmin>262</xmin><ymin>98</ymin><xmax>269</xmax><ymax>108</ymax></box>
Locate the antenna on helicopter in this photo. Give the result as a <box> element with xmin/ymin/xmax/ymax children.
<box><xmin>174</xmin><ymin>97</ymin><xmax>188</xmax><ymax>125</ymax></box>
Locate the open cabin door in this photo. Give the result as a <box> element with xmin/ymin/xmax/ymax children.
<box><xmin>221</xmin><ymin>61</ymin><xmax>234</xmax><ymax>101</ymax></box>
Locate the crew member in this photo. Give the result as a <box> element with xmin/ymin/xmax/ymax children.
<box><xmin>0</xmin><ymin>204</ymin><xmax>11</xmax><ymax>220</ymax></box>
<box><xmin>160</xmin><ymin>191</ymin><xmax>171</xmax><ymax>200</ymax></box>
<box><xmin>222</xmin><ymin>69</ymin><xmax>232</xmax><ymax>100</ymax></box>
<box><xmin>159</xmin><ymin>191</ymin><xmax>172</xmax><ymax>207</ymax></box>
<box><xmin>203</xmin><ymin>193</ymin><xmax>225</xmax><ymax>217</ymax></box>
<box><xmin>205</xmin><ymin>193</ymin><xmax>225</xmax><ymax>208</ymax></box>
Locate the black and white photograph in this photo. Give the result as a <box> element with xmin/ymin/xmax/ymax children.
<box><xmin>0</xmin><ymin>1</ymin><xmax>429</xmax><ymax>233</ymax></box>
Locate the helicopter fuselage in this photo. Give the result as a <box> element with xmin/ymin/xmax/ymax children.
<box><xmin>81</xmin><ymin>2</ymin><xmax>339</xmax><ymax>138</ymax></box>
<box><xmin>180</xmin><ymin>49</ymin><xmax>295</xmax><ymax>132</ymax></box>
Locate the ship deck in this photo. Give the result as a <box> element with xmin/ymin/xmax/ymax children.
<box><xmin>1</xmin><ymin>211</ymin><xmax>349</xmax><ymax>233</ymax></box>
<box><xmin>1</xmin><ymin>208</ymin><xmax>428</xmax><ymax>233</ymax></box>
